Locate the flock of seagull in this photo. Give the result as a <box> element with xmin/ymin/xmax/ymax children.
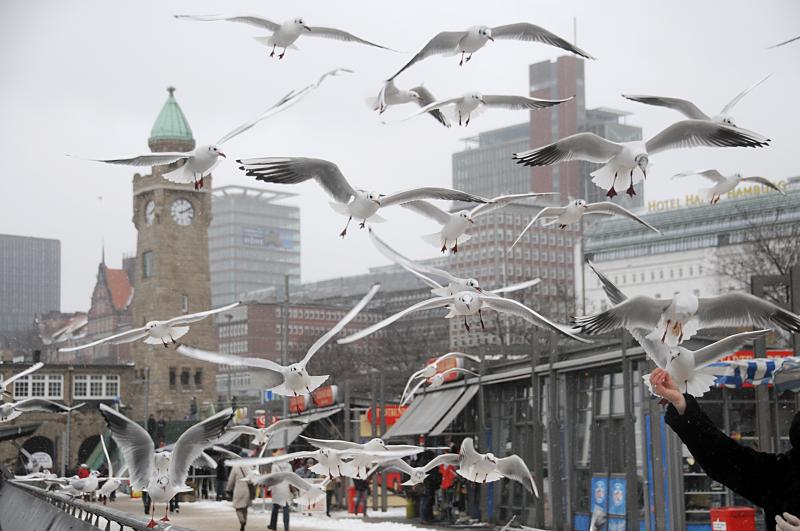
<box><xmin>5</xmin><ymin>8</ymin><xmax>800</xmax><ymax>530</ymax></box>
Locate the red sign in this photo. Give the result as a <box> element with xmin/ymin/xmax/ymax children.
<box><xmin>720</xmin><ymin>349</ymin><xmax>794</xmax><ymax>362</ymax></box>
<box><xmin>366</xmin><ymin>405</ymin><xmax>408</xmax><ymax>427</ymax></box>
<box><xmin>425</xmin><ymin>356</ymin><xmax>464</xmax><ymax>383</ymax></box>
<box><xmin>288</xmin><ymin>385</ymin><xmax>339</xmax><ymax>414</ymax></box>
<box><xmin>289</xmin><ymin>395</ymin><xmax>306</xmax><ymax>413</ymax></box>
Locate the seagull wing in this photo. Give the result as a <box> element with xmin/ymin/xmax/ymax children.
<box><xmin>238</xmin><ymin>157</ymin><xmax>356</xmax><ymax>204</ymax></box>
<box><xmin>695</xmin><ymin>293</ymin><xmax>800</xmax><ymax>333</ymax></box>
<box><xmin>400</xmin><ymin>371</ymin><xmax>426</xmax><ymax>403</ymax></box>
<box><xmin>435</xmin><ymin>352</ymin><xmax>482</xmax><ymax>365</ymax></box>
<box><xmin>509</xmin><ymin>207</ymin><xmax>564</xmax><ymax>251</ymax></box>
<box><xmin>571</xmin><ymin>296</ymin><xmax>671</xmax><ymax>335</ymax></box>
<box><xmin>470</xmin><ymin>193</ymin><xmax>555</xmax><ymax>218</ymax></box>
<box><xmin>628</xmin><ymin>327</ymin><xmax>669</xmax><ymax>369</ymax></box>
<box><xmin>306</xmin><ymin>26</ymin><xmax>396</xmax><ymax>50</ymax></box>
<box><xmin>100</xmin><ymin>434</ymin><xmax>114</xmax><ymax>478</ymax></box>
<box><xmin>440</xmin><ymin>367</ymin><xmax>479</xmax><ymax>379</ymax></box>
<box><xmin>167</xmin><ymin>301</ymin><xmax>240</xmax><ymax>325</ymax></box>
<box><xmin>380</xmin><ymin>459</ymin><xmax>416</xmax><ymax>475</ymax></box>
<box><xmin>645</xmin><ymin>120</ymin><xmax>770</xmax><ymax>155</ymax></box>
<box><xmin>12</xmin><ymin>398</ymin><xmax>72</xmax><ymax>413</ymax></box>
<box><xmin>175</xmin><ymin>346</ymin><xmax>285</xmax><ymax>387</ymax></box>
<box><xmin>402</xmin><ymin>379</ymin><xmax>426</xmax><ymax>406</ymax></box>
<box><xmin>217</xmin><ymin>69</ymin><xmax>352</xmax><ymax>146</ymax></box>
<box><xmin>300</xmin><ymin>284</ymin><xmax>381</xmax><ymax>367</ymax></box>
<box><xmin>58</xmin><ymin>326</ymin><xmax>148</xmax><ymax>352</ymax></box>
<box><xmin>423</xmin><ymin>453</ymin><xmax>460</xmax><ymax>472</ymax></box>
<box><xmin>388</xmin><ymin>31</ymin><xmax>466</xmax><ymax>80</ymax></box>
<box><xmin>369</xmin><ymin>229</ymin><xmax>449</xmax><ymax>288</ymax></box>
<box><xmin>252</xmin><ymin>471</ymin><xmax>314</xmax><ymax>491</ymax></box>
<box><xmin>586</xmin><ymin>260</ymin><xmax>628</xmax><ymax>306</ymax></box>
<box><xmin>768</xmin><ymin>35</ymin><xmax>800</xmax><ymax>49</ymax></box>
<box><xmin>90</xmin><ymin>153</ymin><xmax>190</xmax><ymax>167</ymax></box>
<box><xmin>458</xmin><ymin>438</ymin><xmax>481</xmax><ymax>469</ymax></box>
<box><xmin>264</xmin><ymin>418</ymin><xmax>308</xmax><ymax>435</ymax></box>
<box><xmin>380</xmin><ymin>187</ymin><xmax>490</xmax><ymax>208</ymax></box>
<box><xmin>672</xmin><ymin>169</ymin><xmax>727</xmax><ymax>184</ymax></box>
<box><xmin>584</xmin><ymin>202</ymin><xmax>661</xmax><ymax>233</ymax></box>
<box><xmin>99</xmin><ymin>403</ymin><xmax>154</xmax><ymax>491</ymax></box>
<box><xmin>401</xmin><ymin>200</ymin><xmax>451</xmax><ymax>225</ymax></box>
<box><xmin>393</xmin><ymin>96</ymin><xmax>464</xmax><ymax>122</ymax></box>
<box><xmin>337</xmin><ymin>296</ymin><xmax>452</xmax><ymax>344</ymax></box>
<box><xmin>227</xmin><ymin>451</ymin><xmax>318</xmax><ymax>468</ymax></box>
<box><xmin>410</xmin><ymin>85</ymin><xmax>451</xmax><ymax>127</ymax></box>
<box><xmin>513</xmin><ymin>133</ymin><xmax>623</xmax><ymax>166</ymax></box>
<box><xmin>170</xmin><ymin>408</ymin><xmax>234</xmax><ymax>487</ymax></box>
<box><xmin>495</xmin><ymin>454</ymin><xmax>538</xmax><ymax>496</ymax></box>
<box><xmin>693</xmin><ymin>329</ymin><xmax>771</xmax><ymax>368</ymax></box>
<box><xmin>489</xmin><ymin>278</ymin><xmax>542</xmax><ymax>295</ymax></box>
<box><xmin>481</xmin><ymin>297</ymin><xmax>591</xmax><ymax>343</ymax></box>
<box><xmin>621</xmin><ymin>95</ymin><xmax>709</xmax><ymax>120</ymax></box>
<box><xmin>2</xmin><ymin>362</ymin><xmax>44</xmax><ymax>391</ymax></box>
<box><xmin>491</xmin><ymin>23</ymin><xmax>595</xmax><ymax>59</ymax></box>
<box><xmin>173</xmin><ymin>14</ymin><xmax>281</xmax><ymax>31</ymax></box>
<box><xmin>740</xmin><ymin>176</ymin><xmax>785</xmax><ymax>194</ymax></box>
<box><xmin>720</xmin><ymin>74</ymin><xmax>771</xmax><ymax>115</ymax></box>
<box><xmin>301</xmin><ymin>436</ymin><xmax>362</xmax><ymax>451</ymax></box>
<box><xmin>482</xmin><ymin>94</ymin><xmax>574</xmax><ymax>110</ymax></box>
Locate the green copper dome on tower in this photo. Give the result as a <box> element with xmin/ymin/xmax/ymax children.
<box><xmin>148</xmin><ymin>86</ymin><xmax>195</xmax><ymax>152</ymax></box>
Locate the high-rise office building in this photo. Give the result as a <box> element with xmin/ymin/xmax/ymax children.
<box><xmin>453</xmin><ymin>123</ymin><xmax>531</xmax><ymax>198</ymax></box>
<box><xmin>0</xmin><ymin>234</ymin><xmax>60</xmax><ymax>337</ymax></box>
<box><xmin>209</xmin><ymin>185</ymin><xmax>300</xmax><ymax>305</ymax></box>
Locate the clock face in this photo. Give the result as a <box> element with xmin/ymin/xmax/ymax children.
<box><xmin>145</xmin><ymin>200</ymin><xmax>156</xmax><ymax>225</ymax></box>
<box><xmin>170</xmin><ymin>198</ymin><xmax>194</xmax><ymax>226</ymax></box>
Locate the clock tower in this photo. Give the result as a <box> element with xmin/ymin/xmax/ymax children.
<box><xmin>130</xmin><ymin>87</ymin><xmax>217</xmax><ymax>418</ymax></box>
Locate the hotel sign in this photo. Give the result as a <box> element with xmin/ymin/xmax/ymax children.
<box><xmin>646</xmin><ymin>180</ymin><xmax>787</xmax><ymax>213</ymax></box>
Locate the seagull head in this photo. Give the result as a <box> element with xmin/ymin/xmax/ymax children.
<box><xmin>465</xmin><ymin>278</ymin><xmax>483</xmax><ymax>293</ymax></box>
<box><xmin>635</xmin><ymin>154</ymin><xmax>649</xmax><ymax>178</ymax></box>
<box><xmin>574</xmin><ymin>199</ymin><xmax>587</xmax><ymax>208</ymax></box>
<box><xmin>408</xmin><ymin>90</ymin><xmax>423</xmax><ymax>102</ymax></box>
<box><xmin>715</xmin><ymin>114</ymin><xmax>736</xmax><ymax>127</ymax></box>
<box><xmin>458</xmin><ymin>210</ymin><xmax>474</xmax><ymax>224</ymax></box>
<box><xmin>367</xmin><ymin>191</ymin><xmax>383</xmax><ymax>205</ymax></box>
<box><xmin>207</xmin><ymin>144</ymin><xmax>226</xmax><ymax>159</ymax></box>
<box><xmin>294</xmin><ymin>17</ymin><xmax>311</xmax><ymax>31</ymax></box>
<box><xmin>145</xmin><ymin>321</ymin><xmax>158</xmax><ymax>330</ymax></box>
<box><xmin>484</xmin><ymin>453</ymin><xmax>496</xmax><ymax>464</ymax></box>
<box><xmin>430</xmin><ymin>373</ymin><xmax>445</xmax><ymax>386</ymax></box>
<box><xmin>733</xmin><ymin>172</ymin><xmax>744</xmax><ymax>181</ymax></box>
<box><xmin>457</xmin><ymin>291</ymin><xmax>477</xmax><ymax>311</ymax></box>
<box><xmin>478</xmin><ymin>26</ymin><xmax>494</xmax><ymax>41</ymax></box>
<box><xmin>468</xmin><ymin>91</ymin><xmax>486</xmax><ymax>105</ymax></box>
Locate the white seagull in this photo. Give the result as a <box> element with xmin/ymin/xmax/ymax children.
<box><xmin>514</xmin><ymin>120</ymin><xmax>771</xmax><ymax>198</ymax></box>
<box><xmin>458</xmin><ymin>438</ymin><xmax>538</xmax><ymax>497</ymax></box>
<box><xmin>402</xmin><ymin>367</ymin><xmax>480</xmax><ymax>406</ymax></box>
<box><xmin>302</xmin><ymin>436</ymin><xmax>424</xmax><ymax>479</ymax></box>
<box><xmin>622</xmin><ymin>74</ymin><xmax>771</xmax><ymax>128</ymax></box>
<box><xmin>400</xmin><ymin>351</ymin><xmax>481</xmax><ymax>403</ymax></box>
<box><xmin>370</xmin><ymin>228</ymin><xmax>541</xmax><ymax>297</ymax></box>
<box><xmin>338</xmin><ymin>290</ymin><xmax>590</xmax><ymax>341</ymax></box>
<box><xmin>673</xmin><ymin>169</ymin><xmax>784</xmax><ymax>204</ymax></box>
<box><xmin>237</xmin><ymin>157</ymin><xmax>491</xmax><ymax>237</ymax></box>
<box><xmin>175</xmin><ymin>15</ymin><xmax>396</xmax><ymax>59</ymax></box>
<box><xmin>249</xmin><ymin>471</ymin><xmax>328</xmax><ymax>505</ymax></box>
<box><xmin>368</xmin><ymin>80</ymin><xmax>450</xmax><ymax>127</ymax></box>
<box><xmin>59</xmin><ymin>301</ymin><xmax>240</xmax><ymax>352</ymax></box>
<box><xmin>388</xmin><ymin>23</ymin><xmax>594</xmax><ymax>79</ymax></box>
<box><xmin>97</xmin><ymin>434</ymin><xmax>127</xmax><ymax>498</ymax></box>
<box><xmin>510</xmin><ymin>199</ymin><xmax>660</xmax><ymax>251</ymax></box>
<box><xmin>402</xmin><ymin>192</ymin><xmax>556</xmax><ymax>253</ymax></box>
<box><xmin>1</xmin><ymin>362</ymin><xmax>44</xmax><ymax>399</ymax></box>
<box><xmin>394</xmin><ymin>91</ymin><xmax>573</xmax><ymax>127</ymax></box>
<box><xmin>222</xmin><ymin>418</ymin><xmax>308</xmax><ymax>457</ymax></box>
<box><xmin>100</xmin><ymin>403</ymin><xmax>233</xmax><ymax>528</ymax></box>
<box><xmin>0</xmin><ymin>399</ymin><xmax>85</xmax><ymax>422</ymax></box>
<box><xmin>176</xmin><ymin>285</ymin><xmax>380</xmax><ymax>400</ymax></box>
<box><xmin>572</xmin><ymin>288</ymin><xmax>800</xmax><ymax>347</ymax></box>
<box><xmin>232</xmin><ymin>448</ymin><xmax>351</xmax><ymax>478</ymax></box>
<box><xmin>381</xmin><ymin>454</ymin><xmax>460</xmax><ymax>486</ymax></box>
<box><xmin>88</xmin><ymin>69</ymin><xmax>350</xmax><ymax>189</ymax></box>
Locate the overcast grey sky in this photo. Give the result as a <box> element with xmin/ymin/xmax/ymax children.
<box><xmin>1</xmin><ymin>0</ymin><xmax>799</xmax><ymax>312</ymax></box>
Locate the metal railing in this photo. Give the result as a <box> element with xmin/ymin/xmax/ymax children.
<box><xmin>7</xmin><ymin>481</ymin><xmax>194</xmax><ymax>531</ymax></box>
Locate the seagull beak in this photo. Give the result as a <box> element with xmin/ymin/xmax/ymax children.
<box><xmin>465</xmin><ymin>303</ymin><xmax>471</xmax><ymax>311</ymax></box>
<box><xmin>479</xmin><ymin>98</ymin><xmax>486</xmax><ymax>104</ymax></box>
<box><xmin>304</xmin><ymin>25</ymin><xmax>312</xmax><ymax>31</ymax></box>
<box><xmin>487</xmin><ymin>35</ymin><xmax>495</xmax><ymax>42</ymax></box>
<box><xmin>468</xmin><ymin>218</ymin><xmax>474</xmax><ymax>224</ymax></box>
<box><xmin>218</xmin><ymin>151</ymin><xmax>227</xmax><ymax>159</ymax></box>
<box><xmin>475</xmin><ymin>287</ymin><xmax>484</xmax><ymax>293</ymax></box>
<box><xmin>372</xmin><ymin>199</ymin><xmax>381</xmax><ymax>205</ymax></box>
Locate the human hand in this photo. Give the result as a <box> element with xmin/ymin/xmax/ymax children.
<box><xmin>777</xmin><ymin>512</ymin><xmax>800</xmax><ymax>531</ymax></box>
<box><xmin>650</xmin><ymin>369</ymin><xmax>686</xmax><ymax>414</ymax></box>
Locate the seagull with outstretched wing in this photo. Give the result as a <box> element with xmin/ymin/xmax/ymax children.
<box><xmin>673</xmin><ymin>168</ymin><xmax>784</xmax><ymax>204</ymax></box>
<box><xmin>457</xmin><ymin>437</ymin><xmax>538</xmax><ymax>497</ymax></box>
<box><xmin>367</xmin><ymin>80</ymin><xmax>450</xmax><ymax>127</ymax></box>
<box><xmin>0</xmin><ymin>399</ymin><xmax>85</xmax><ymax>422</ymax></box>
<box><xmin>380</xmin><ymin>454</ymin><xmax>460</xmax><ymax>486</ymax></box>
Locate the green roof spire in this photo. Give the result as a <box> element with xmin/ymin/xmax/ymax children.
<box><xmin>148</xmin><ymin>86</ymin><xmax>194</xmax><ymax>151</ymax></box>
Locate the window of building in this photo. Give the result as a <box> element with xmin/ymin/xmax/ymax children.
<box><xmin>143</xmin><ymin>251</ymin><xmax>154</xmax><ymax>278</ymax></box>
<box><xmin>180</xmin><ymin>368</ymin><xmax>190</xmax><ymax>386</ymax></box>
<box><xmin>13</xmin><ymin>374</ymin><xmax>63</xmax><ymax>399</ymax></box>
<box><xmin>181</xmin><ymin>294</ymin><xmax>189</xmax><ymax>313</ymax></box>
<box><xmin>194</xmin><ymin>369</ymin><xmax>203</xmax><ymax>388</ymax></box>
<box><xmin>73</xmin><ymin>374</ymin><xmax>120</xmax><ymax>399</ymax></box>
<box><xmin>169</xmin><ymin>368</ymin><xmax>176</xmax><ymax>388</ymax></box>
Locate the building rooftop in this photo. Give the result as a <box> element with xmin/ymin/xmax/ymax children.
<box><xmin>149</xmin><ymin>87</ymin><xmax>193</xmax><ymax>145</ymax></box>
<box><xmin>103</xmin><ymin>266</ymin><xmax>133</xmax><ymax>312</ymax></box>
<box><xmin>212</xmin><ymin>185</ymin><xmax>297</xmax><ymax>203</ymax></box>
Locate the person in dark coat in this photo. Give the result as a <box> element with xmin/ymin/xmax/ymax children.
<box><xmin>651</xmin><ymin>369</ymin><xmax>800</xmax><ymax>531</ymax></box>
<box><xmin>353</xmin><ymin>478</ymin><xmax>370</xmax><ymax>516</ymax></box>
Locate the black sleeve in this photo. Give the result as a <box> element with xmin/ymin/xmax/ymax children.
<box><xmin>665</xmin><ymin>394</ymin><xmax>780</xmax><ymax>508</ymax></box>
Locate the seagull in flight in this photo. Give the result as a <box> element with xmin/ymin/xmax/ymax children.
<box><xmin>0</xmin><ymin>399</ymin><xmax>85</xmax><ymax>423</ymax></box>
<box><xmin>87</xmin><ymin>70</ymin><xmax>350</xmax><ymax>189</ymax></box>
<box><xmin>402</xmin><ymin>367</ymin><xmax>480</xmax><ymax>406</ymax></box>
<box><xmin>302</xmin><ymin>436</ymin><xmax>424</xmax><ymax>479</ymax></box>
<box><xmin>1</xmin><ymin>362</ymin><xmax>43</xmax><ymax>399</ymax></box>
<box><xmin>388</xmin><ymin>23</ymin><xmax>594</xmax><ymax>80</ymax></box>
<box><xmin>249</xmin><ymin>471</ymin><xmax>328</xmax><ymax>506</ymax></box>
<box><xmin>458</xmin><ymin>437</ymin><xmax>538</xmax><ymax>496</ymax></box>
<box><xmin>232</xmin><ymin>448</ymin><xmax>352</xmax><ymax>478</ymax></box>
<box><xmin>514</xmin><ymin>119</ymin><xmax>770</xmax><ymax>198</ymax></box>
<box><xmin>237</xmin><ymin>157</ymin><xmax>491</xmax><ymax>237</ymax></box>
<box><xmin>402</xmin><ymin>192</ymin><xmax>555</xmax><ymax>253</ymax></box>
<box><xmin>59</xmin><ymin>301</ymin><xmax>240</xmax><ymax>352</ymax></box>
<box><xmin>176</xmin><ymin>285</ymin><xmax>380</xmax><ymax>402</ymax></box>
<box><xmin>400</xmin><ymin>352</ymin><xmax>481</xmax><ymax>404</ymax></box>
<box><xmin>100</xmin><ymin>404</ymin><xmax>233</xmax><ymax>528</ymax></box>
<box><xmin>392</xmin><ymin>91</ymin><xmax>573</xmax><ymax>127</ymax></box>
<box><xmin>673</xmin><ymin>169</ymin><xmax>784</xmax><ymax>204</ymax></box>
<box><xmin>622</xmin><ymin>74</ymin><xmax>771</xmax><ymax>128</ymax></box>
<box><xmin>221</xmin><ymin>418</ymin><xmax>308</xmax><ymax>457</ymax></box>
<box><xmin>175</xmin><ymin>15</ymin><xmax>396</xmax><ymax>59</ymax></box>
<box><xmin>370</xmin><ymin>228</ymin><xmax>541</xmax><ymax>297</ymax></box>
<box><xmin>509</xmin><ymin>199</ymin><xmax>660</xmax><ymax>251</ymax></box>
<box><xmin>769</xmin><ymin>35</ymin><xmax>800</xmax><ymax>49</ymax></box>
<box><xmin>367</xmin><ymin>80</ymin><xmax>450</xmax><ymax>127</ymax></box>
<box><xmin>338</xmin><ymin>290</ymin><xmax>590</xmax><ymax>341</ymax></box>
<box><xmin>380</xmin><ymin>454</ymin><xmax>460</xmax><ymax>486</ymax></box>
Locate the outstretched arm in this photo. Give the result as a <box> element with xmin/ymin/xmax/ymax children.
<box><xmin>653</xmin><ymin>369</ymin><xmax>781</xmax><ymax>509</ymax></box>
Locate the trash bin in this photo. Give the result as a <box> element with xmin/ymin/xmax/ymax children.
<box><xmin>406</xmin><ymin>496</ymin><xmax>417</xmax><ymax>518</ymax></box>
<box><xmin>347</xmin><ymin>486</ymin><xmax>356</xmax><ymax>514</ymax></box>
<box><xmin>709</xmin><ymin>507</ymin><xmax>756</xmax><ymax>531</ymax></box>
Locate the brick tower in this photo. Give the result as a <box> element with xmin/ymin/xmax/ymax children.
<box><xmin>129</xmin><ymin>87</ymin><xmax>217</xmax><ymax>419</ymax></box>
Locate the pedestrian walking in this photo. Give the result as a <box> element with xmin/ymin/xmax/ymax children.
<box><xmin>216</xmin><ymin>455</ymin><xmax>229</xmax><ymax>500</ymax></box>
<box><xmin>227</xmin><ymin>462</ymin><xmax>252</xmax><ymax>531</ymax></box>
<box><xmin>353</xmin><ymin>477</ymin><xmax>370</xmax><ymax>517</ymax></box>
<box><xmin>267</xmin><ymin>452</ymin><xmax>292</xmax><ymax>531</ymax></box>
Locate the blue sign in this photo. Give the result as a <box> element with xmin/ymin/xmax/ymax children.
<box><xmin>607</xmin><ymin>517</ymin><xmax>626</xmax><ymax>531</ymax></box>
<box><xmin>591</xmin><ymin>476</ymin><xmax>608</xmax><ymax>513</ymax></box>
<box><xmin>609</xmin><ymin>477</ymin><xmax>626</xmax><ymax>516</ymax></box>
<box><xmin>264</xmin><ymin>390</ymin><xmax>274</xmax><ymax>402</ymax></box>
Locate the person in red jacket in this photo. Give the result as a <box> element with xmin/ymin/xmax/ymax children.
<box><xmin>77</xmin><ymin>464</ymin><xmax>90</xmax><ymax>479</ymax></box>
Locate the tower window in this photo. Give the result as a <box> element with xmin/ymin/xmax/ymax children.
<box><xmin>194</xmin><ymin>369</ymin><xmax>203</xmax><ymax>388</ymax></box>
<box><xmin>180</xmin><ymin>368</ymin><xmax>190</xmax><ymax>387</ymax></box>
<box><xmin>169</xmin><ymin>367</ymin><xmax>176</xmax><ymax>388</ymax></box>
<box><xmin>181</xmin><ymin>295</ymin><xmax>189</xmax><ymax>313</ymax></box>
<box><xmin>143</xmin><ymin>251</ymin><xmax>154</xmax><ymax>278</ymax></box>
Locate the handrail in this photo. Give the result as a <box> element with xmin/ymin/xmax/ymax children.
<box><xmin>7</xmin><ymin>481</ymin><xmax>194</xmax><ymax>531</ymax></box>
